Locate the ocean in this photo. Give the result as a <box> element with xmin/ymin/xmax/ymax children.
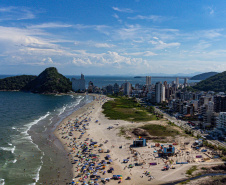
<box><xmin>0</xmin><ymin>91</ymin><xmax>93</xmax><ymax>185</ymax></box>
<box><xmin>67</xmin><ymin>75</ymin><xmax>200</xmax><ymax>88</ymax></box>
<box><xmin>0</xmin><ymin>75</ymin><xmax>200</xmax><ymax>185</ymax></box>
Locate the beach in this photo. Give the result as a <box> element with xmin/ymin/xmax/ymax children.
<box><xmin>54</xmin><ymin>94</ymin><xmax>224</xmax><ymax>185</ymax></box>
<box><xmin>54</xmin><ymin>94</ymin><xmax>165</xmax><ymax>185</ymax></box>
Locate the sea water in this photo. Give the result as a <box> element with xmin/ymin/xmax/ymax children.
<box><xmin>0</xmin><ymin>91</ymin><xmax>92</xmax><ymax>185</ymax></box>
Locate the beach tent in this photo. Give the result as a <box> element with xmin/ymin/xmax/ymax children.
<box><xmin>123</xmin><ymin>159</ymin><xmax>129</xmax><ymax>163</ymax></box>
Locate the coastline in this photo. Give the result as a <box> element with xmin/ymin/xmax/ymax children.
<box><xmin>28</xmin><ymin>94</ymin><xmax>94</xmax><ymax>184</ymax></box>
<box><xmin>54</xmin><ymin>94</ymin><xmax>148</xmax><ymax>185</ymax></box>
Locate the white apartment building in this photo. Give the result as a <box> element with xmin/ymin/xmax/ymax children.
<box><xmin>155</xmin><ymin>82</ymin><xmax>165</xmax><ymax>103</ymax></box>
<box><xmin>212</xmin><ymin>112</ymin><xmax>226</xmax><ymax>139</ymax></box>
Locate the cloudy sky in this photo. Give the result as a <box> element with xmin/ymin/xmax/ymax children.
<box><xmin>0</xmin><ymin>0</ymin><xmax>226</xmax><ymax>75</ymax></box>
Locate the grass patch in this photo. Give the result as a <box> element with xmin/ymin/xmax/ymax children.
<box><xmin>102</xmin><ymin>97</ymin><xmax>157</xmax><ymax>122</ymax></box>
<box><xmin>118</xmin><ymin>127</ymin><xmax>126</xmax><ymax>136</ymax></box>
<box><xmin>180</xmin><ymin>179</ymin><xmax>190</xmax><ymax>184</ymax></box>
<box><xmin>118</xmin><ymin>127</ymin><xmax>131</xmax><ymax>140</ymax></box>
<box><xmin>152</xmin><ymin>140</ymin><xmax>168</xmax><ymax>143</ymax></box>
<box><xmin>186</xmin><ymin>166</ymin><xmax>197</xmax><ymax>176</ymax></box>
<box><xmin>140</xmin><ymin>124</ymin><xmax>180</xmax><ymax>137</ymax></box>
<box><xmin>167</xmin><ymin>121</ymin><xmax>178</xmax><ymax>127</ymax></box>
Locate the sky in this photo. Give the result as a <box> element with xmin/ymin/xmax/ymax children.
<box><xmin>0</xmin><ymin>0</ymin><xmax>226</xmax><ymax>75</ymax></box>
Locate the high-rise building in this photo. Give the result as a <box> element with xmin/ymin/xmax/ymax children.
<box><xmin>176</xmin><ymin>77</ymin><xmax>179</xmax><ymax>85</ymax></box>
<box><xmin>212</xmin><ymin>112</ymin><xmax>226</xmax><ymax>138</ymax></box>
<box><xmin>184</xmin><ymin>78</ymin><xmax>188</xmax><ymax>85</ymax></box>
<box><xmin>113</xmin><ymin>83</ymin><xmax>119</xmax><ymax>93</ymax></box>
<box><xmin>72</xmin><ymin>74</ymin><xmax>86</xmax><ymax>92</ymax></box>
<box><xmin>146</xmin><ymin>76</ymin><xmax>151</xmax><ymax>86</ymax></box>
<box><xmin>123</xmin><ymin>82</ymin><xmax>131</xmax><ymax>96</ymax></box>
<box><xmin>217</xmin><ymin>112</ymin><xmax>226</xmax><ymax>130</ymax></box>
<box><xmin>106</xmin><ymin>84</ymin><xmax>113</xmax><ymax>94</ymax></box>
<box><xmin>155</xmin><ymin>82</ymin><xmax>165</xmax><ymax>103</ymax></box>
<box><xmin>214</xmin><ymin>95</ymin><xmax>226</xmax><ymax>113</ymax></box>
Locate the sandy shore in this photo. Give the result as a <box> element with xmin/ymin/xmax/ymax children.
<box><xmin>54</xmin><ymin>94</ymin><xmax>224</xmax><ymax>185</ymax></box>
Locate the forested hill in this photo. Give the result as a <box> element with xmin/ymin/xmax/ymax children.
<box><xmin>0</xmin><ymin>75</ymin><xmax>36</xmax><ymax>91</ymax></box>
<box><xmin>193</xmin><ymin>71</ymin><xmax>226</xmax><ymax>92</ymax></box>
<box><xmin>190</xmin><ymin>72</ymin><xmax>218</xmax><ymax>80</ymax></box>
<box><xmin>21</xmin><ymin>67</ymin><xmax>72</xmax><ymax>93</ymax></box>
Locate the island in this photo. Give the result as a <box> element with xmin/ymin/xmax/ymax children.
<box><xmin>0</xmin><ymin>67</ymin><xmax>72</xmax><ymax>94</ymax></box>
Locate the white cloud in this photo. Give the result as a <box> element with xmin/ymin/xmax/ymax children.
<box><xmin>0</xmin><ymin>6</ymin><xmax>35</xmax><ymax>21</ymax></box>
<box><xmin>42</xmin><ymin>57</ymin><xmax>54</xmax><ymax>64</ymax></box>
<box><xmin>71</xmin><ymin>51</ymin><xmax>149</xmax><ymax>68</ymax></box>
<box><xmin>73</xmin><ymin>24</ymin><xmax>111</xmax><ymax>35</ymax></box>
<box><xmin>148</xmin><ymin>40</ymin><xmax>180</xmax><ymax>49</ymax></box>
<box><xmin>113</xmin><ymin>14</ymin><xmax>122</xmax><ymax>23</ymax></box>
<box><xmin>206</xmin><ymin>6</ymin><xmax>214</xmax><ymax>15</ymax></box>
<box><xmin>123</xmin><ymin>51</ymin><xmax>157</xmax><ymax>56</ymax></box>
<box><xmin>200</xmin><ymin>29</ymin><xmax>222</xmax><ymax>39</ymax></box>
<box><xmin>94</xmin><ymin>43</ymin><xmax>115</xmax><ymax>48</ymax></box>
<box><xmin>194</xmin><ymin>40</ymin><xmax>211</xmax><ymax>50</ymax></box>
<box><xmin>112</xmin><ymin>7</ymin><xmax>133</xmax><ymax>13</ymax></box>
<box><xmin>128</xmin><ymin>15</ymin><xmax>164</xmax><ymax>22</ymax></box>
<box><xmin>27</xmin><ymin>23</ymin><xmax>72</xmax><ymax>29</ymax></box>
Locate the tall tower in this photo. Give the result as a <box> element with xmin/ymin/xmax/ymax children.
<box><xmin>176</xmin><ymin>77</ymin><xmax>179</xmax><ymax>85</ymax></box>
<box><xmin>155</xmin><ymin>82</ymin><xmax>165</xmax><ymax>103</ymax></box>
<box><xmin>81</xmin><ymin>73</ymin><xmax>84</xmax><ymax>80</ymax></box>
<box><xmin>184</xmin><ymin>78</ymin><xmax>188</xmax><ymax>85</ymax></box>
<box><xmin>146</xmin><ymin>76</ymin><xmax>151</xmax><ymax>86</ymax></box>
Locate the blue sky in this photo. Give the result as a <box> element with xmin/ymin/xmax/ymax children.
<box><xmin>0</xmin><ymin>0</ymin><xmax>226</xmax><ymax>75</ymax></box>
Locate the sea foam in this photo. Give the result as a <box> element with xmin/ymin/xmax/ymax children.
<box><xmin>0</xmin><ymin>179</ymin><xmax>5</xmax><ymax>185</ymax></box>
<box><xmin>21</xmin><ymin>112</ymin><xmax>50</xmax><ymax>136</ymax></box>
<box><xmin>0</xmin><ymin>146</ymin><xmax>16</xmax><ymax>154</ymax></box>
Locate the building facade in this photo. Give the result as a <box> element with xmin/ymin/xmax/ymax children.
<box><xmin>146</xmin><ymin>76</ymin><xmax>151</xmax><ymax>86</ymax></box>
<box><xmin>72</xmin><ymin>74</ymin><xmax>85</xmax><ymax>92</ymax></box>
<box><xmin>155</xmin><ymin>82</ymin><xmax>165</xmax><ymax>103</ymax></box>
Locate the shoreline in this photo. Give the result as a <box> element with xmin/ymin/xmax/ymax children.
<box><xmin>29</xmin><ymin>94</ymin><xmax>94</xmax><ymax>184</ymax></box>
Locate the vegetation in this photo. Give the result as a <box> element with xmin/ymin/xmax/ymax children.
<box><xmin>140</xmin><ymin>124</ymin><xmax>180</xmax><ymax>137</ymax></box>
<box><xmin>186</xmin><ymin>166</ymin><xmax>197</xmax><ymax>176</ymax></box>
<box><xmin>193</xmin><ymin>71</ymin><xmax>226</xmax><ymax>92</ymax></box>
<box><xmin>203</xmin><ymin>140</ymin><xmax>226</xmax><ymax>154</ymax></box>
<box><xmin>102</xmin><ymin>97</ymin><xmax>157</xmax><ymax>122</ymax></box>
<box><xmin>167</xmin><ymin>121</ymin><xmax>178</xmax><ymax>127</ymax></box>
<box><xmin>0</xmin><ymin>75</ymin><xmax>36</xmax><ymax>90</ymax></box>
<box><xmin>190</xmin><ymin>72</ymin><xmax>218</xmax><ymax>80</ymax></box>
<box><xmin>22</xmin><ymin>67</ymin><xmax>72</xmax><ymax>93</ymax></box>
<box><xmin>180</xmin><ymin>180</ymin><xmax>190</xmax><ymax>184</ymax></box>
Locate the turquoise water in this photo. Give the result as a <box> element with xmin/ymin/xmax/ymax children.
<box><xmin>0</xmin><ymin>92</ymin><xmax>88</xmax><ymax>185</ymax></box>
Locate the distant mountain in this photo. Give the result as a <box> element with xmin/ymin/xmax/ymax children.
<box><xmin>0</xmin><ymin>75</ymin><xmax>36</xmax><ymax>91</ymax></box>
<box><xmin>193</xmin><ymin>71</ymin><xmax>226</xmax><ymax>92</ymax></box>
<box><xmin>190</xmin><ymin>72</ymin><xmax>218</xmax><ymax>80</ymax></box>
<box><xmin>22</xmin><ymin>67</ymin><xmax>72</xmax><ymax>93</ymax></box>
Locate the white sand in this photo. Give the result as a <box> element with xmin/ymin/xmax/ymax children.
<box><xmin>54</xmin><ymin>94</ymin><xmax>223</xmax><ymax>185</ymax></box>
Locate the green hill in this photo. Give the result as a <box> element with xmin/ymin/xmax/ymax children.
<box><xmin>0</xmin><ymin>75</ymin><xmax>36</xmax><ymax>91</ymax></box>
<box><xmin>193</xmin><ymin>71</ymin><xmax>226</xmax><ymax>92</ymax></box>
<box><xmin>190</xmin><ymin>72</ymin><xmax>218</xmax><ymax>80</ymax></box>
<box><xmin>21</xmin><ymin>67</ymin><xmax>72</xmax><ymax>93</ymax></box>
